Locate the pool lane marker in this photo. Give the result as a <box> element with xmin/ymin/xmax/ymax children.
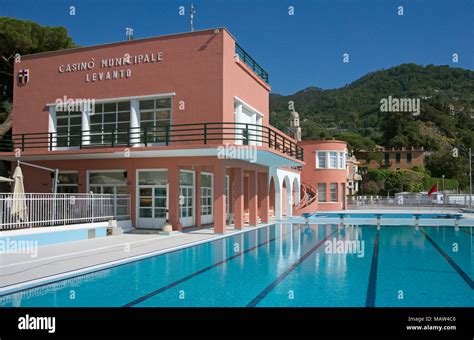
<box><xmin>246</xmin><ymin>229</ymin><xmax>338</xmax><ymax>307</ymax></box>
<box><xmin>419</xmin><ymin>229</ymin><xmax>473</xmax><ymax>289</ymax></box>
<box><xmin>365</xmin><ymin>229</ymin><xmax>380</xmax><ymax>307</ymax></box>
<box><xmin>123</xmin><ymin>225</ymin><xmax>301</xmax><ymax>307</ymax></box>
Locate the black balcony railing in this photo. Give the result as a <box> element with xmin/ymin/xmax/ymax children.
<box><xmin>235</xmin><ymin>43</ymin><xmax>269</xmax><ymax>84</ymax></box>
<box><xmin>0</xmin><ymin>122</ymin><xmax>304</xmax><ymax>161</ymax></box>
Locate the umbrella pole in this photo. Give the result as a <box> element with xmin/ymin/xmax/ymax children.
<box><xmin>53</xmin><ymin>169</ymin><xmax>59</xmax><ymax>194</ymax></box>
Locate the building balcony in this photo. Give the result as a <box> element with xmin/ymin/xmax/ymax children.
<box><xmin>0</xmin><ymin>122</ymin><xmax>303</xmax><ymax>165</ymax></box>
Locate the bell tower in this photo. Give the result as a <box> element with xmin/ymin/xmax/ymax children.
<box><xmin>287</xmin><ymin>110</ymin><xmax>301</xmax><ymax>142</ymax></box>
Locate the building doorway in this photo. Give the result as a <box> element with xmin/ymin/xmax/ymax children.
<box><xmin>137</xmin><ymin>170</ymin><xmax>168</xmax><ymax>229</ymax></box>
<box><xmin>200</xmin><ymin>172</ymin><xmax>214</xmax><ymax>225</ymax></box>
<box><xmin>179</xmin><ymin>170</ymin><xmax>195</xmax><ymax>227</ymax></box>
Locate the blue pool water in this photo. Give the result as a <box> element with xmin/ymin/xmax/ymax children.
<box><xmin>0</xmin><ymin>224</ymin><xmax>472</xmax><ymax>307</ymax></box>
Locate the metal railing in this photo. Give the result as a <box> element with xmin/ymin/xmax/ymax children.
<box><xmin>347</xmin><ymin>195</ymin><xmax>469</xmax><ymax>210</ymax></box>
<box><xmin>0</xmin><ymin>193</ymin><xmax>130</xmax><ymax>230</ymax></box>
<box><xmin>235</xmin><ymin>43</ymin><xmax>269</xmax><ymax>83</ymax></box>
<box><xmin>296</xmin><ymin>181</ymin><xmax>318</xmax><ymax>210</ymax></box>
<box><xmin>0</xmin><ymin>122</ymin><xmax>304</xmax><ymax>161</ymax></box>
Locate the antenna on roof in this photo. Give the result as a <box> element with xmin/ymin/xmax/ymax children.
<box><xmin>126</xmin><ymin>27</ymin><xmax>134</xmax><ymax>41</ymax></box>
<box><xmin>190</xmin><ymin>4</ymin><xmax>196</xmax><ymax>31</ymax></box>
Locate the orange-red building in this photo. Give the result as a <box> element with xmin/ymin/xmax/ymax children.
<box><xmin>355</xmin><ymin>146</ymin><xmax>425</xmax><ymax>170</ymax></box>
<box><xmin>1</xmin><ymin>28</ymin><xmax>304</xmax><ymax>233</ymax></box>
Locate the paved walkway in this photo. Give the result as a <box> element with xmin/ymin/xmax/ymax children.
<box><xmin>0</xmin><ymin>225</ymin><xmax>262</xmax><ymax>294</ymax></box>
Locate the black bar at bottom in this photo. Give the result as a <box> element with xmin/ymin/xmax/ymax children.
<box><xmin>0</xmin><ymin>307</ymin><xmax>472</xmax><ymax>339</ymax></box>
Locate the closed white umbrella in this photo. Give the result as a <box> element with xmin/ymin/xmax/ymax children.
<box><xmin>12</xmin><ymin>166</ymin><xmax>28</xmax><ymax>223</ymax></box>
<box><xmin>0</xmin><ymin>176</ymin><xmax>13</xmax><ymax>182</ymax></box>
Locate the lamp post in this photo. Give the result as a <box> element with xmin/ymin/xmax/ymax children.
<box><xmin>469</xmin><ymin>148</ymin><xmax>472</xmax><ymax>211</ymax></box>
<box><xmin>442</xmin><ymin>174</ymin><xmax>445</xmax><ymax>208</ymax></box>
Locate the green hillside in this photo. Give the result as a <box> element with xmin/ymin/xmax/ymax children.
<box><xmin>270</xmin><ymin>64</ymin><xmax>474</xmax><ymax>188</ymax></box>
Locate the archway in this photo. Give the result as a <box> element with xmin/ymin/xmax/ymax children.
<box><xmin>269</xmin><ymin>176</ymin><xmax>276</xmax><ymax>217</ymax></box>
<box><xmin>292</xmin><ymin>177</ymin><xmax>300</xmax><ymax>206</ymax></box>
<box><xmin>271</xmin><ymin>174</ymin><xmax>282</xmax><ymax>220</ymax></box>
<box><xmin>282</xmin><ymin>175</ymin><xmax>292</xmax><ymax>217</ymax></box>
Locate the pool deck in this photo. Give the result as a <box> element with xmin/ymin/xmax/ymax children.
<box><xmin>0</xmin><ymin>223</ymin><xmax>268</xmax><ymax>295</ymax></box>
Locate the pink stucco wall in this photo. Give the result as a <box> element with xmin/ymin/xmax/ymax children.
<box><xmin>299</xmin><ymin>140</ymin><xmax>348</xmax><ymax>211</ymax></box>
<box><xmin>13</xmin><ymin>30</ymin><xmax>219</xmax><ymax>135</ymax></box>
<box><xmin>222</xmin><ymin>30</ymin><xmax>270</xmax><ymax>125</ymax></box>
<box><xmin>13</xmin><ymin>28</ymin><xmax>271</xmax><ymax>137</ymax></box>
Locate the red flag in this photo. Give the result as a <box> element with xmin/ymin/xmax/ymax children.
<box><xmin>428</xmin><ymin>182</ymin><xmax>438</xmax><ymax>196</ymax></box>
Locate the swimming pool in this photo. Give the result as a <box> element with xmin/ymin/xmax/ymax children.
<box><xmin>0</xmin><ymin>223</ymin><xmax>472</xmax><ymax>307</ymax></box>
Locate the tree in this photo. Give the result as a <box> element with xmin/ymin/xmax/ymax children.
<box><xmin>0</xmin><ymin>17</ymin><xmax>75</xmax><ymax>135</ymax></box>
<box><xmin>402</xmin><ymin>170</ymin><xmax>424</xmax><ymax>192</ymax></box>
<box><xmin>425</xmin><ymin>150</ymin><xmax>469</xmax><ymax>188</ymax></box>
<box><xmin>333</xmin><ymin>131</ymin><xmax>375</xmax><ymax>151</ymax></box>
<box><xmin>384</xmin><ymin>171</ymin><xmax>405</xmax><ymax>194</ymax></box>
<box><xmin>362</xmin><ymin>180</ymin><xmax>380</xmax><ymax>195</ymax></box>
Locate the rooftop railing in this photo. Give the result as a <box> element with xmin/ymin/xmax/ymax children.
<box><xmin>235</xmin><ymin>43</ymin><xmax>269</xmax><ymax>83</ymax></box>
<box><xmin>0</xmin><ymin>122</ymin><xmax>304</xmax><ymax>161</ymax></box>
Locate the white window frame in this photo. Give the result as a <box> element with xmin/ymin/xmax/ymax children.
<box><xmin>179</xmin><ymin>169</ymin><xmax>195</xmax><ymax>227</ymax></box>
<box><xmin>330</xmin><ymin>183</ymin><xmax>338</xmax><ymax>202</ymax></box>
<box><xmin>89</xmin><ymin>101</ymin><xmax>131</xmax><ymax>145</ymax></box>
<box><xmin>47</xmin><ymin>93</ymin><xmax>176</xmax><ymax>150</ymax></box>
<box><xmin>200</xmin><ymin>172</ymin><xmax>214</xmax><ymax>225</ymax></box>
<box><xmin>316</xmin><ymin>151</ymin><xmax>326</xmax><ymax>169</ymax></box>
<box><xmin>55</xmin><ymin>110</ymin><xmax>82</xmax><ymax>150</ymax></box>
<box><xmin>316</xmin><ymin>150</ymin><xmax>347</xmax><ymax>169</ymax></box>
<box><xmin>318</xmin><ymin>183</ymin><xmax>327</xmax><ymax>202</ymax></box>
<box><xmin>329</xmin><ymin>152</ymin><xmax>337</xmax><ymax>169</ymax></box>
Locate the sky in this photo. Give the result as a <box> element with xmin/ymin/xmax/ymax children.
<box><xmin>1</xmin><ymin>0</ymin><xmax>473</xmax><ymax>94</ymax></box>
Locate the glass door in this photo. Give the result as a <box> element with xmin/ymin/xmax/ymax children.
<box><xmin>180</xmin><ymin>186</ymin><xmax>194</xmax><ymax>227</ymax></box>
<box><xmin>138</xmin><ymin>185</ymin><xmax>168</xmax><ymax>229</ymax></box>
<box><xmin>200</xmin><ymin>173</ymin><xmax>213</xmax><ymax>225</ymax></box>
<box><xmin>179</xmin><ymin>170</ymin><xmax>195</xmax><ymax>227</ymax></box>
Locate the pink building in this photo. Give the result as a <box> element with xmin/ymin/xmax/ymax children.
<box><xmin>299</xmin><ymin>140</ymin><xmax>348</xmax><ymax>211</ymax></box>
<box><xmin>0</xmin><ymin>28</ymin><xmax>304</xmax><ymax>233</ymax></box>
